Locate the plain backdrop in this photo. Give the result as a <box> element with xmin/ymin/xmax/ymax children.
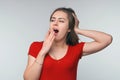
<box><xmin>0</xmin><ymin>0</ymin><xmax>120</xmax><ymax>80</ymax></box>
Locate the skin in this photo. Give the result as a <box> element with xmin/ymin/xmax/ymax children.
<box><xmin>73</xmin><ymin>14</ymin><xmax>113</xmax><ymax>55</ymax></box>
<box><xmin>23</xmin><ymin>11</ymin><xmax>112</xmax><ymax>80</ymax></box>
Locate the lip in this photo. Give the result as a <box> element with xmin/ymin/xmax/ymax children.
<box><xmin>53</xmin><ymin>28</ymin><xmax>59</xmax><ymax>33</ymax></box>
<box><xmin>52</xmin><ymin>28</ymin><xmax>59</xmax><ymax>36</ymax></box>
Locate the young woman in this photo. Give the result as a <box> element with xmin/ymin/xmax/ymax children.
<box><xmin>23</xmin><ymin>7</ymin><xmax>112</xmax><ymax>80</ymax></box>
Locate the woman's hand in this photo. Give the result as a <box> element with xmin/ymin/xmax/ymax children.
<box><xmin>72</xmin><ymin>13</ymin><xmax>80</xmax><ymax>34</ymax></box>
<box><xmin>40</xmin><ymin>30</ymin><xmax>55</xmax><ymax>56</ymax></box>
<box><xmin>72</xmin><ymin>13</ymin><xmax>112</xmax><ymax>56</ymax></box>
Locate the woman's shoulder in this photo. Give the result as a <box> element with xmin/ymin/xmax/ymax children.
<box><xmin>28</xmin><ymin>41</ymin><xmax>43</xmax><ymax>58</ymax></box>
<box><xmin>29</xmin><ymin>41</ymin><xmax>44</xmax><ymax>53</ymax></box>
<box><xmin>69</xmin><ymin>41</ymin><xmax>85</xmax><ymax>50</ymax></box>
<box><xmin>72</xmin><ymin>41</ymin><xmax>85</xmax><ymax>47</ymax></box>
<box><xmin>69</xmin><ymin>41</ymin><xmax>85</xmax><ymax>51</ymax></box>
<box><xmin>31</xmin><ymin>41</ymin><xmax>43</xmax><ymax>44</ymax></box>
<box><xmin>30</xmin><ymin>41</ymin><xmax>43</xmax><ymax>47</ymax></box>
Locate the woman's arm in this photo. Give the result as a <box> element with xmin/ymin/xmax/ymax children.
<box><xmin>23</xmin><ymin>30</ymin><xmax>55</xmax><ymax>80</ymax></box>
<box><xmin>73</xmin><ymin>14</ymin><xmax>113</xmax><ymax>56</ymax></box>
<box><xmin>75</xmin><ymin>28</ymin><xmax>113</xmax><ymax>56</ymax></box>
<box><xmin>23</xmin><ymin>53</ymin><xmax>45</xmax><ymax>80</ymax></box>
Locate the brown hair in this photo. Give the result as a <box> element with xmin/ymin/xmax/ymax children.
<box><xmin>50</xmin><ymin>7</ymin><xmax>79</xmax><ymax>46</ymax></box>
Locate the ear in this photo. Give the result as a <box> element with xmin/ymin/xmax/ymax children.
<box><xmin>68</xmin><ymin>29</ymin><xmax>71</xmax><ymax>32</ymax></box>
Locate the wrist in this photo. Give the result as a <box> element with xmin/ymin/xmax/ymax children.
<box><xmin>35</xmin><ymin>54</ymin><xmax>45</xmax><ymax>65</ymax></box>
<box><xmin>35</xmin><ymin>59</ymin><xmax>43</xmax><ymax>65</ymax></box>
<box><xmin>36</xmin><ymin>50</ymin><xmax>46</xmax><ymax>64</ymax></box>
<box><xmin>39</xmin><ymin>49</ymin><xmax>47</xmax><ymax>57</ymax></box>
<box><xmin>38</xmin><ymin>51</ymin><xmax>46</xmax><ymax>59</ymax></box>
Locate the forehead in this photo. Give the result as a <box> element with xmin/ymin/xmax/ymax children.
<box><xmin>52</xmin><ymin>11</ymin><xmax>68</xmax><ymax>19</ymax></box>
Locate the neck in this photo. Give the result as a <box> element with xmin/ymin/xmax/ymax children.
<box><xmin>49</xmin><ymin>39</ymin><xmax>68</xmax><ymax>53</ymax></box>
<box><xmin>52</xmin><ymin>35</ymin><xmax>68</xmax><ymax>48</ymax></box>
<box><xmin>52</xmin><ymin>40</ymin><xmax>67</xmax><ymax>48</ymax></box>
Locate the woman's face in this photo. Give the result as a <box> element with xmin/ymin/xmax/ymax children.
<box><xmin>50</xmin><ymin>11</ymin><xmax>70</xmax><ymax>41</ymax></box>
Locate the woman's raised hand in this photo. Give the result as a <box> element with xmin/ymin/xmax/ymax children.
<box><xmin>72</xmin><ymin>13</ymin><xmax>80</xmax><ymax>34</ymax></box>
<box><xmin>40</xmin><ymin>30</ymin><xmax>55</xmax><ymax>56</ymax></box>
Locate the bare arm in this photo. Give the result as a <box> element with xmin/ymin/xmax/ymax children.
<box><xmin>23</xmin><ymin>30</ymin><xmax>55</xmax><ymax>80</ymax></box>
<box><xmin>75</xmin><ymin>28</ymin><xmax>113</xmax><ymax>56</ymax></box>
<box><xmin>23</xmin><ymin>53</ymin><xmax>45</xmax><ymax>80</ymax></box>
<box><xmin>73</xmin><ymin>14</ymin><xmax>113</xmax><ymax>56</ymax></box>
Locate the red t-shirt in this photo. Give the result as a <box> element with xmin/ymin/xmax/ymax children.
<box><xmin>28</xmin><ymin>41</ymin><xmax>85</xmax><ymax>80</ymax></box>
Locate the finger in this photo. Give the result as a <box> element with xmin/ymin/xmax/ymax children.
<box><xmin>49</xmin><ymin>34</ymin><xmax>55</xmax><ymax>47</ymax></box>
<box><xmin>48</xmin><ymin>30</ymin><xmax>55</xmax><ymax>41</ymax></box>
<box><xmin>72</xmin><ymin>13</ymin><xmax>79</xmax><ymax>23</ymax></box>
<box><xmin>72</xmin><ymin>14</ymin><xmax>79</xmax><ymax>28</ymax></box>
<box><xmin>51</xmin><ymin>35</ymin><xmax>55</xmax><ymax>42</ymax></box>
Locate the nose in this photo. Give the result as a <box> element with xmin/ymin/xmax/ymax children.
<box><xmin>53</xmin><ymin>20</ymin><xmax>58</xmax><ymax>26</ymax></box>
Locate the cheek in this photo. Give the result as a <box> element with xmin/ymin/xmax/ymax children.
<box><xmin>59</xmin><ymin>27</ymin><xmax>69</xmax><ymax>36</ymax></box>
<box><xmin>60</xmin><ymin>22</ymin><xmax>69</xmax><ymax>28</ymax></box>
<box><xmin>61</xmin><ymin>25</ymin><xmax>69</xmax><ymax>32</ymax></box>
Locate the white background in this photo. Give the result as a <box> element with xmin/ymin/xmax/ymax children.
<box><xmin>0</xmin><ymin>0</ymin><xmax>120</xmax><ymax>80</ymax></box>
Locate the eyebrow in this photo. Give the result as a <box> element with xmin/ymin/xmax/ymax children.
<box><xmin>51</xmin><ymin>17</ymin><xmax>66</xmax><ymax>20</ymax></box>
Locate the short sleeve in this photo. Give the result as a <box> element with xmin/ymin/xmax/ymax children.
<box><xmin>74</xmin><ymin>42</ymin><xmax>85</xmax><ymax>59</ymax></box>
<box><xmin>28</xmin><ymin>41</ymin><xmax>43</xmax><ymax>58</ymax></box>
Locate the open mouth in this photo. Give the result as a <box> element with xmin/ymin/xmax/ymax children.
<box><xmin>54</xmin><ymin>29</ymin><xmax>59</xmax><ymax>33</ymax></box>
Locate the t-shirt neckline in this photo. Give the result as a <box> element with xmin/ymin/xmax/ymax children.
<box><xmin>48</xmin><ymin>45</ymin><xmax>70</xmax><ymax>61</ymax></box>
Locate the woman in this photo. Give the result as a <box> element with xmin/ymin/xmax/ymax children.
<box><xmin>23</xmin><ymin>7</ymin><xmax>112</xmax><ymax>80</ymax></box>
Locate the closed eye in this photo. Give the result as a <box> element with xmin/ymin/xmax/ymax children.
<box><xmin>59</xmin><ymin>20</ymin><xmax>64</xmax><ymax>23</ymax></box>
<box><xmin>50</xmin><ymin>19</ymin><xmax>55</xmax><ymax>22</ymax></box>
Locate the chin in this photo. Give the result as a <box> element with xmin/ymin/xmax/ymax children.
<box><xmin>54</xmin><ymin>36</ymin><xmax>66</xmax><ymax>42</ymax></box>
